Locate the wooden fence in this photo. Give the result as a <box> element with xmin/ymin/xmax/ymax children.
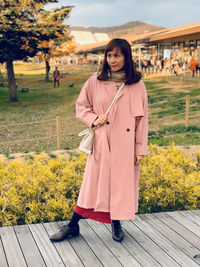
<box><xmin>0</xmin><ymin>95</ymin><xmax>196</xmax><ymax>152</ymax></box>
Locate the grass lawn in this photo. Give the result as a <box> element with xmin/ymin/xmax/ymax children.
<box><xmin>0</xmin><ymin>62</ymin><xmax>200</xmax><ymax>154</ymax></box>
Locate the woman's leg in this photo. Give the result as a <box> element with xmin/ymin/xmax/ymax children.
<box><xmin>111</xmin><ymin>220</ymin><xmax>124</xmax><ymax>242</ymax></box>
<box><xmin>67</xmin><ymin>212</ymin><xmax>85</xmax><ymax>227</ymax></box>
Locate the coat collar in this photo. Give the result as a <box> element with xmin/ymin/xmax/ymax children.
<box><xmin>102</xmin><ymin>81</ymin><xmax>128</xmax><ymax>103</ymax></box>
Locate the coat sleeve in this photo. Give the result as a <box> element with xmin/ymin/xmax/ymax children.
<box><xmin>135</xmin><ymin>81</ymin><xmax>148</xmax><ymax>156</ymax></box>
<box><xmin>75</xmin><ymin>76</ymin><xmax>98</xmax><ymax>128</ymax></box>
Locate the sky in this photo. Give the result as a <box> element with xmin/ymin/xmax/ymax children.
<box><xmin>46</xmin><ymin>0</ymin><xmax>200</xmax><ymax>29</ymax></box>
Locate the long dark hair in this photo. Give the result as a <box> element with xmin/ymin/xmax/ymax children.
<box><xmin>97</xmin><ymin>38</ymin><xmax>141</xmax><ymax>84</ymax></box>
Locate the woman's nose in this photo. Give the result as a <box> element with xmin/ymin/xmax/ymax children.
<box><xmin>110</xmin><ymin>57</ymin><xmax>115</xmax><ymax>63</ymax></box>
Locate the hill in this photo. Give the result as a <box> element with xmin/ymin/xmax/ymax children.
<box><xmin>71</xmin><ymin>21</ymin><xmax>165</xmax><ymax>38</ymax></box>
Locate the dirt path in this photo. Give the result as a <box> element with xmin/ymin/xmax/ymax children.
<box><xmin>0</xmin><ymin>149</ymin><xmax>78</xmax><ymax>161</ymax></box>
<box><xmin>0</xmin><ymin>146</ymin><xmax>200</xmax><ymax>161</ymax></box>
<box><xmin>176</xmin><ymin>145</ymin><xmax>200</xmax><ymax>158</ymax></box>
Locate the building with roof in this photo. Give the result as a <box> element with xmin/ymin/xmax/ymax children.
<box><xmin>73</xmin><ymin>22</ymin><xmax>200</xmax><ymax>66</ymax></box>
<box><xmin>57</xmin><ymin>22</ymin><xmax>200</xmax><ymax>71</ymax></box>
<box><xmin>70</xmin><ymin>30</ymin><xmax>110</xmax><ymax>45</ymax></box>
<box><xmin>131</xmin><ymin>22</ymin><xmax>200</xmax><ymax>60</ymax></box>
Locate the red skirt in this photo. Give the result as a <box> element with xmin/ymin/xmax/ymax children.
<box><xmin>75</xmin><ymin>205</ymin><xmax>111</xmax><ymax>224</ymax></box>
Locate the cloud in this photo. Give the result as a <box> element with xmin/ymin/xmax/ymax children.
<box><xmin>46</xmin><ymin>0</ymin><xmax>200</xmax><ymax>28</ymax></box>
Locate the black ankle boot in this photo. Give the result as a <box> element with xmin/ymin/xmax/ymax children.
<box><xmin>111</xmin><ymin>220</ymin><xmax>124</xmax><ymax>242</ymax></box>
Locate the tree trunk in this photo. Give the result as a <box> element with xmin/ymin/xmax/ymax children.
<box><xmin>6</xmin><ymin>60</ymin><xmax>17</xmax><ymax>102</ymax></box>
<box><xmin>45</xmin><ymin>60</ymin><xmax>50</xmax><ymax>81</ymax></box>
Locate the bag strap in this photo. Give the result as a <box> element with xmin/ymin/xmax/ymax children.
<box><xmin>105</xmin><ymin>82</ymin><xmax>125</xmax><ymax>116</ymax></box>
<box><xmin>93</xmin><ymin>82</ymin><xmax>125</xmax><ymax>131</ymax></box>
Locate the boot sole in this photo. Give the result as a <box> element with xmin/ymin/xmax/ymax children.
<box><xmin>50</xmin><ymin>231</ymin><xmax>79</xmax><ymax>242</ymax></box>
<box><xmin>71</xmin><ymin>232</ymin><xmax>79</xmax><ymax>237</ymax></box>
<box><xmin>112</xmin><ymin>235</ymin><xmax>124</xmax><ymax>242</ymax></box>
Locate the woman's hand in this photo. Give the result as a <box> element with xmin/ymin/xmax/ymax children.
<box><xmin>135</xmin><ymin>155</ymin><xmax>144</xmax><ymax>165</ymax></box>
<box><xmin>93</xmin><ymin>114</ymin><xmax>107</xmax><ymax>127</ymax></box>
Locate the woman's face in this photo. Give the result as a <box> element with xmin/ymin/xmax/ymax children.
<box><xmin>107</xmin><ymin>47</ymin><xmax>125</xmax><ymax>72</ymax></box>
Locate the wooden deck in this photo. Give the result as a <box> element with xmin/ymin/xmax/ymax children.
<box><xmin>1</xmin><ymin>210</ymin><xmax>200</xmax><ymax>266</ymax></box>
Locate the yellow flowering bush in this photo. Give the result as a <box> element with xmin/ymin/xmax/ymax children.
<box><xmin>139</xmin><ymin>143</ymin><xmax>200</xmax><ymax>213</ymax></box>
<box><xmin>0</xmin><ymin>152</ymin><xmax>87</xmax><ymax>226</ymax></box>
<box><xmin>0</xmin><ymin>144</ymin><xmax>200</xmax><ymax>226</ymax></box>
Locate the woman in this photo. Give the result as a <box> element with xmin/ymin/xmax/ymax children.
<box><xmin>50</xmin><ymin>38</ymin><xmax>148</xmax><ymax>242</ymax></box>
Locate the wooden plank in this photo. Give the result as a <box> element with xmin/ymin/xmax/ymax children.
<box><xmin>179</xmin><ymin>210</ymin><xmax>200</xmax><ymax>226</ymax></box>
<box><xmin>14</xmin><ymin>225</ymin><xmax>46</xmax><ymax>267</ymax></box>
<box><xmin>140</xmin><ymin>213</ymin><xmax>200</xmax><ymax>266</ymax></box>
<box><xmin>166</xmin><ymin>211</ymin><xmax>200</xmax><ymax>237</ymax></box>
<box><xmin>0</xmin><ymin>226</ymin><xmax>27</xmax><ymax>267</ymax></box>
<box><xmin>78</xmin><ymin>220</ymin><xmax>122</xmax><ymax>267</ymax></box>
<box><xmin>153</xmin><ymin>211</ymin><xmax>200</xmax><ymax>250</ymax></box>
<box><xmin>43</xmin><ymin>222</ymin><xmax>84</xmax><ymax>267</ymax></box>
<box><xmin>86</xmin><ymin>219</ymin><xmax>142</xmax><ymax>267</ymax></box>
<box><xmin>29</xmin><ymin>223</ymin><xmax>64</xmax><ymax>267</ymax></box>
<box><xmin>105</xmin><ymin>221</ymin><xmax>160</xmax><ymax>267</ymax></box>
<box><xmin>191</xmin><ymin>210</ymin><xmax>200</xmax><ymax>217</ymax></box>
<box><xmin>58</xmin><ymin>221</ymin><xmax>103</xmax><ymax>267</ymax></box>
<box><xmin>134</xmin><ymin>214</ymin><xmax>198</xmax><ymax>266</ymax></box>
<box><xmin>122</xmin><ymin>220</ymin><xmax>178</xmax><ymax>266</ymax></box>
<box><xmin>104</xmin><ymin>221</ymin><xmax>160</xmax><ymax>267</ymax></box>
<box><xmin>191</xmin><ymin>210</ymin><xmax>200</xmax><ymax>216</ymax></box>
<box><xmin>0</xmin><ymin>237</ymin><xmax>8</xmax><ymax>267</ymax></box>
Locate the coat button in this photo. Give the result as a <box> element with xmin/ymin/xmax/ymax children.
<box><xmin>126</xmin><ymin>128</ymin><xmax>130</xmax><ymax>131</ymax></box>
<box><xmin>106</xmin><ymin>121</ymin><xmax>110</xmax><ymax>124</ymax></box>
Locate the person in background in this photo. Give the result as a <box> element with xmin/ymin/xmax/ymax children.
<box><xmin>174</xmin><ymin>62</ymin><xmax>180</xmax><ymax>76</ymax></box>
<box><xmin>196</xmin><ymin>57</ymin><xmax>200</xmax><ymax>75</ymax></box>
<box><xmin>53</xmin><ymin>67</ymin><xmax>60</xmax><ymax>87</ymax></box>
<box><xmin>161</xmin><ymin>57</ymin><xmax>164</xmax><ymax>70</ymax></box>
<box><xmin>189</xmin><ymin>57</ymin><xmax>197</xmax><ymax>77</ymax></box>
<box><xmin>155</xmin><ymin>57</ymin><xmax>161</xmax><ymax>73</ymax></box>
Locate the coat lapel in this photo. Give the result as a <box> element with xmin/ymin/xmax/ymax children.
<box><xmin>102</xmin><ymin>81</ymin><xmax>116</xmax><ymax>100</ymax></box>
<box><xmin>115</xmin><ymin>83</ymin><xmax>128</xmax><ymax>103</ymax></box>
<box><xmin>102</xmin><ymin>81</ymin><xmax>128</xmax><ymax>123</ymax></box>
<box><xmin>102</xmin><ymin>81</ymin><xmax>128</xmax><ymax>104</ymax></box>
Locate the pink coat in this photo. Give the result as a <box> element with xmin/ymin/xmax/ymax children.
<box><xmin>75</xmin><ymin>74</ymin><xmax>148</xmax><ymax>220</ymax></box>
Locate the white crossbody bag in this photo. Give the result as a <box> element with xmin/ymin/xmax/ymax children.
<box><xmin>78</xmin><ymin>82</ymin><xmax>125</xmax><ymax>154</ymax></box>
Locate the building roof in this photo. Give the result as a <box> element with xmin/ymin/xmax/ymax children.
<box><xmin>135</xmin><ymin>22</ymin><xmax>200</xmax><ymax>44</ymax></box>
<box><xmin>74</xmin><ymin>22</ymin><xmax>200</xmax><ymax>54</ymax></box>
<box><xmin>70</xmin><ymin>30</ymin><xmax>110</xmax><ymax>45</ymax></box>
<box><xmin>75</xmin><ymin>40</ymin><xmax>108</xmax><ymax>54</ymax></box>
<box><xmin>94</xmin><ymin>33</ymin><xmax>110</xmax><ymax>42</ymax></box>
<box><xmin>70</xmin><ymin>31</ymin><xmax>97</xmax><ymax>45</ymax></box>
<box><xmin>121</xmin><ymin>29</ymin><xmax>167</xmax><ymax>44</ymax></box>
<box><xmin>75</xmin><ymin>29</ymin><xmax>165</xmax><ymax>54</ymax></box>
